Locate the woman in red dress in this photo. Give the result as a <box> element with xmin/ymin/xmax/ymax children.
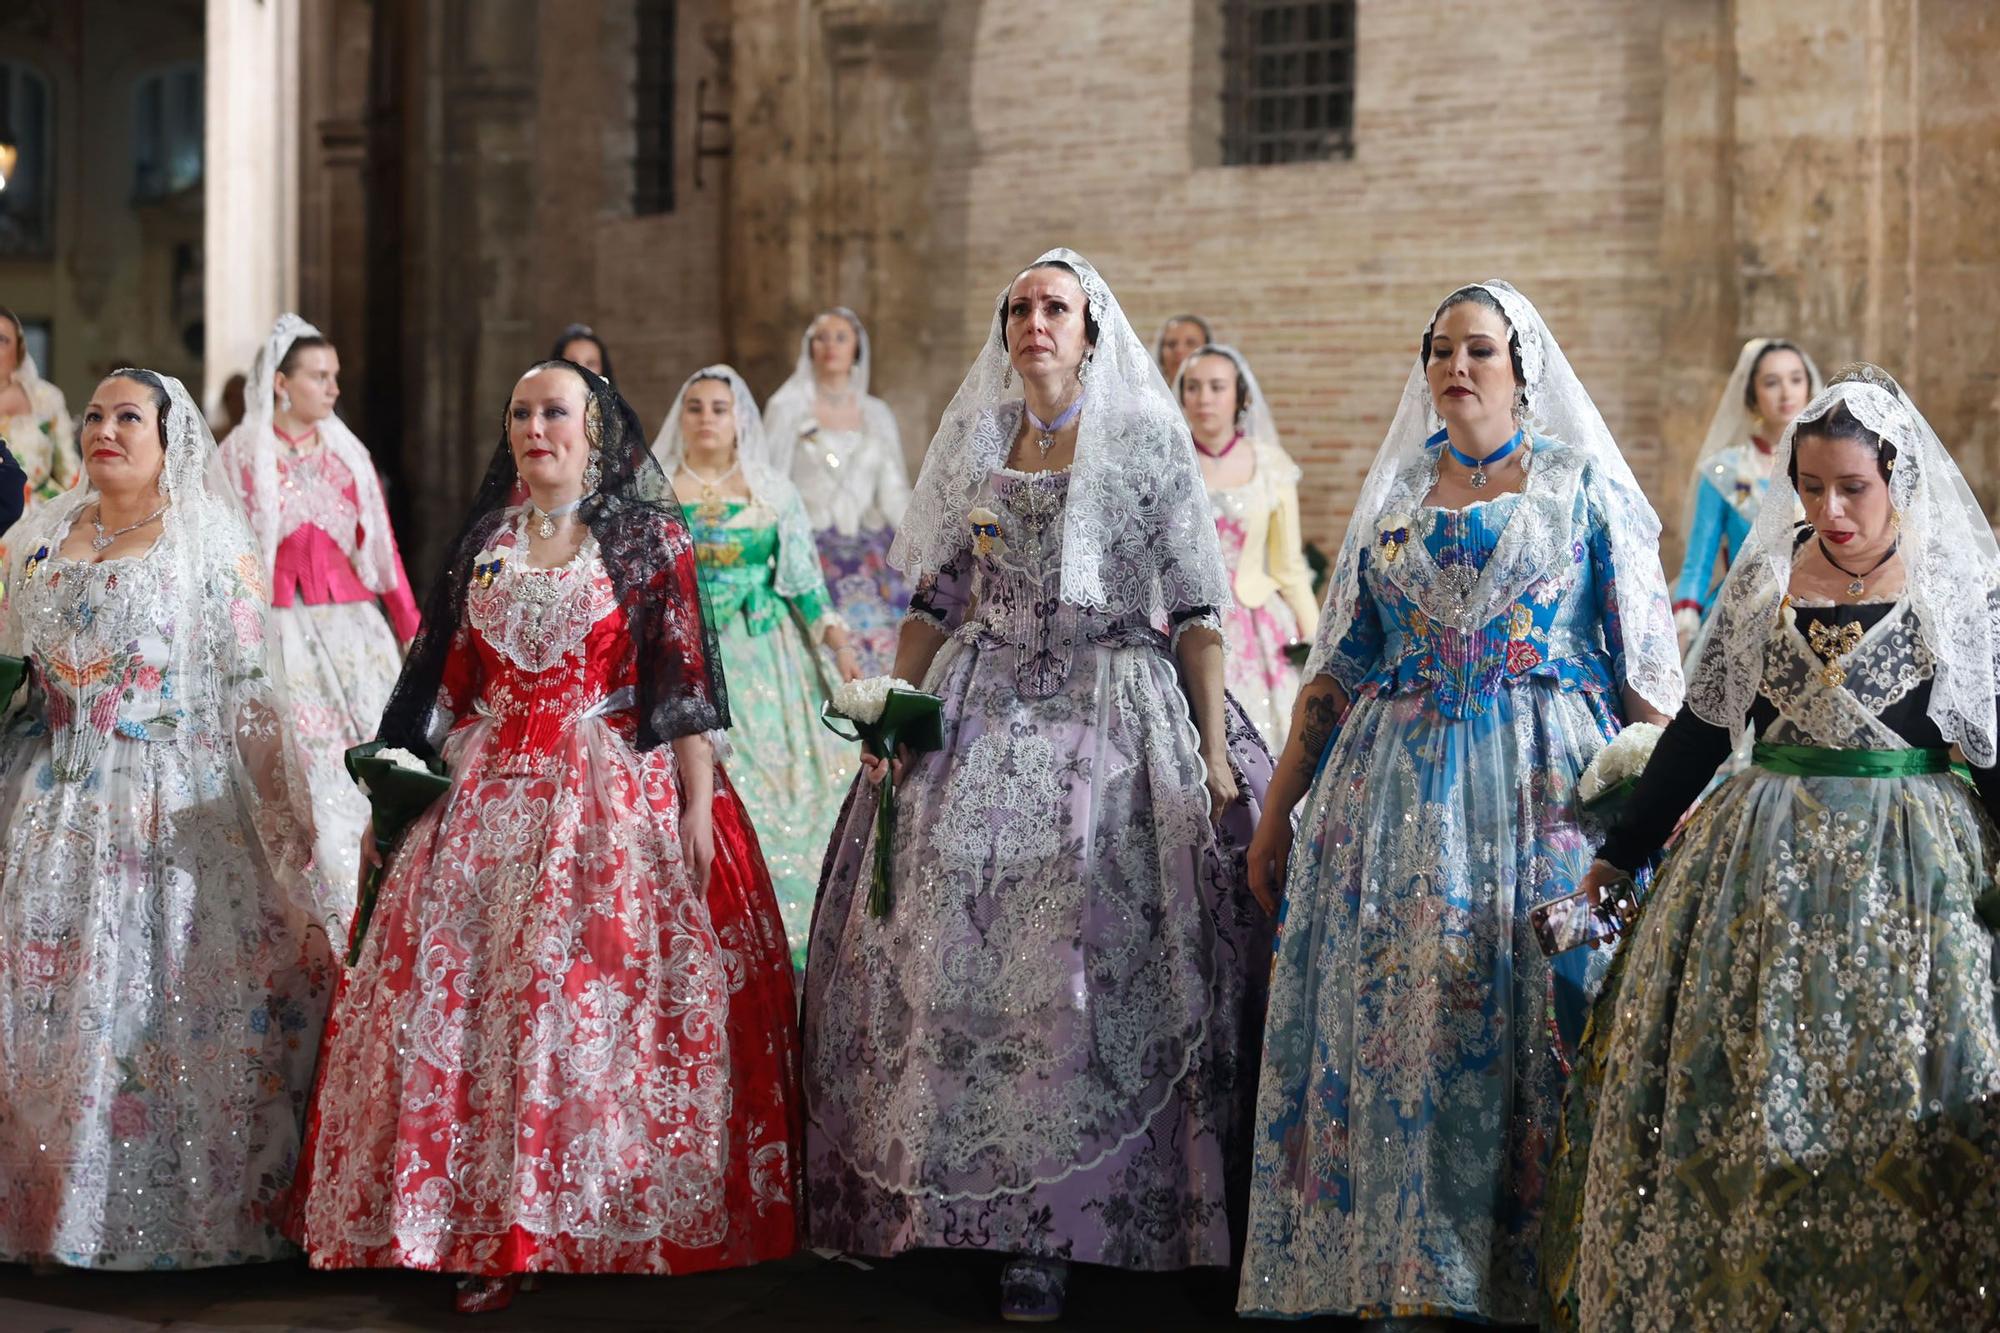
<box><xmin>294</xmin><ymin>360</ymin><xmax>801</xmax><ymax>1313</ymax></box>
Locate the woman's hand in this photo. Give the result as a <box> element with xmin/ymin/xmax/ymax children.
<box><xmin>1204</xmin><ymin>744</ymin><xmax>1239</xmax><ymax>824</ymax></box>
<box><xmin>357</xmin><ymin>821</ymin><xmax>382</xmax><ymax>900</ymax></box>
<box><xmin>858</xmin><ymin>745</ymin><xmax>912</xmax><ymax>786</ymax></box>
<box><xmin>1579</xmin><ymin>857</ymin><xmax>1626</xmax><ymax>909</ymax></box>
<box><xmin>682</xmin><ymin>800</ymin><xmax>716</xmax><ymax>893</ymax></box>
<box><xmin>1246</xmin><ymin>808</ymin><xmax>1293</xmax><ymax>916</ymax></box>
<box><xmin>833</xmin><ymin>642</ymin><xmax>864</xmax><ymax>683</ymax></box>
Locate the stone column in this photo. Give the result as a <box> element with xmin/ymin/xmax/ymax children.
<box><xmin>204</xmin><ymin>0</ymin><xmax>301</xmax><ymax>404</ymax></box>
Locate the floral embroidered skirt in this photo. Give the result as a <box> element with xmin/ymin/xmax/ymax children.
<box><xmin>1222</xmin><ymin>597</ymin><xmax>1302</xmax><ymax>752</ymax></box>
<box><xmin>272</xmin><ymin>599</ymin><xmax>404</xmax><ymax>938</ymax></box>
<box><xmin>1542</xmin><ymin>765</ymin><xmax>2000</xmax><ymax>1330</ymax></box>
<box><xmin>0</xmin><ymin>732</ymin><xmax>332</xmax><ymax>1268</ymax></box>
<box><xmin>717</xmin><ymin>613</ymin><xmax>858</xmax><ymax>970</ymax></box>
<box><xmin>815</xmin><ymin>525</ymin><xmax>909</xmax><ymax>679</ymax></box>
<box><xmin>1238</xmin><ymin>679</ymin><xmax>1620</xmax><ymax>1322</ymax></box>
<box><xmin>803</xmin><ymin>631</ymin><xmax>1274</xmax><ymax>1271</ymax></box>
<box><xmin>294</xmin><ymin>720</ymin><xmax>802</xmax><ymax>1276</ymax></box>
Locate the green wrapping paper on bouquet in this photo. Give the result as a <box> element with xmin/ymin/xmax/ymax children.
<box><xmin>0</xmin><ymin>654</ymin><xmax>26</xmax><ymax>712</ymax></box>
<box><xmin>820</xmin><ymin>680</ymin><xmax>944</xmax><ymax>917</ymax></box>
<box><xmin>343</xmin><ymin>740</ymin><xmax>452</xmax><ymax>965</ymax></box>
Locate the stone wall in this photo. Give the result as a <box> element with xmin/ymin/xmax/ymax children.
<box><xmin>0</xmin><ymin>0</ymin><xmax>206</xmax><ymax>402</ymax></box>
<box><xmin>316</xmin><ymin>0</ymin><xmax>2000</xmax><ymax>580</ymax></box>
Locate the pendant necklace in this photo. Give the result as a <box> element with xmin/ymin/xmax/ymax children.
<box><xmin>1025</xmin><ymin>389</ymin><xmax>1087</xmax><ymax>458</ymax></box>
<box><xmin>526</xmin><ymin>494</ymin><xmax>585</xmax><ymax>540</ymax></box>
<box><xmin>1195</xmin><ymin>430</ymin><xmax>1244</xmax><ymax>461</ymax></box>
<box><xmin>681</xmin><ymin>460</ymin><xmax>742</xmax><ymax>524</ymax></box>
<box><xmin>1818</xmin><ymin>537</ymin><xmax>1898</xmax><ymax>600</ymax></box>
<box><xmin>274</xmin><ymin>422</ymin><xmax>320</xmax><ymax>454</ymax></box>
<box><xmin>1436</xmin><ymin>426</ymin><xmax>1526</xmax><ymax>491</ymax></box>
<box><xmin>91</xmin><ymin>501</ymin><xmax>171</xmax><ymax>552</ymax></box>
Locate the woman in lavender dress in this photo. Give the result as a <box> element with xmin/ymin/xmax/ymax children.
<box><xmin>802</xmin><ymin>249</ymin><xmax>1273</xmax><ymax>1323</ymax></box>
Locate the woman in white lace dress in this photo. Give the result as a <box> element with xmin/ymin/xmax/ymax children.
<box><xmin>763</xmin><ymin>308</ymin><xmax>912</xmax><ymax>676</ymax></box>
<box><xmin>221</xmin><ymin>314</ymin><xmax>419</xmax><ymax>936</ymax></box>
<box><xmin>0</xmin><ymin>369</ymin><xmax>329</xmax><ymax>1269</ymax></box>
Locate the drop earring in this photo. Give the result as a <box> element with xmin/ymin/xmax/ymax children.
<box><xmin>583</xmin><ymin>451</ymin><xmax>602</xmax><ymax>492</ymax></box>
<box><xmin>278</xmin><ymin>389</ymin><xmax>292</xmax><ymax>414</ymax></box>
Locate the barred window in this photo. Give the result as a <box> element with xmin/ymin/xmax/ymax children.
<box><xmin>0</xmin><ymin>61</ymin><xmax>53</xmax><ymax>256</ymax></box>
<box><xmin>132</xmin><ymin>63</ymin><xmax>204</xmax><ymax>204</ymax></box>
<box><xmin>633</xmin><ymin>0</ymin><xmax>678</xmax><ymax>215</ymax></box>
<box><xmin>1221</xmin><ymin>1</ymin><xmax>1355</xmax><ymax>166</ymax></box>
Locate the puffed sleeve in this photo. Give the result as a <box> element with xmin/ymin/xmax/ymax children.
<box><xmin>1672</xmin><ymin>477</ymin><xmax>1728</xmax><ymax>616</ymax></box>
<box><xmin>1265</xmin><ymin>453</ymin><xmax>1320</xmax><ymax>639</ymax></box>
<box><xmin>1319</xmin><ymin>545</ymin><xmax>1386</xmax><ymax>689</ymax></box>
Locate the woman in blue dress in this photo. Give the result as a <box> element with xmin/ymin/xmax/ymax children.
<box><xmin>1236</xmin><ymin>281</ymin><xmax>1683</xmax><ymax>1325</ymax></box>
<box><xmin>1671</xmin><ymin>337</ymin><xmax>1820</xmax><ymax>655</ymax></box>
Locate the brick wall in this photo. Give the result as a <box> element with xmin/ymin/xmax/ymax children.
<box><xmin>912</xmin><ymin>0</ymin><xmax>1670</xmax><ymax>557</ymax></box>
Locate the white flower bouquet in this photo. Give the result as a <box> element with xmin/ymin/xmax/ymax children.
<box><xmin>821</xmin><ymin>674</ymin><xmax>945</xmax><ymax>917</ymax></box>
<box><xmin>1575</xmin><ymin>721</ymin><xmax>1663</xmax><ymax>819</ymax></box>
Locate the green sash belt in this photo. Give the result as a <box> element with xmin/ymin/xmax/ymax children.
<box><xmin>1752</xmin><ymin>741</ymin><xmax>1955</xmax><ymax>779</ymax></box>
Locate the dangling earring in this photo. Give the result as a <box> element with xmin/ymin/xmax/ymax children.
<box><xmin>1077</xmin><ymin>351</ymin><xmax>1092</xmax><ymax>386</ymax></box>
<box><xmin>278</xmin><ymin>389</ymin><xmax>292</xmax><ymax>414</ymax></box>
<box><xmin>583</xmin><ymin>451</ymin><xmax>602</xmax><ymax>493</ymax></box>
<box><xmin>1003</xmin><ymin>364</ymin><xmax>1013</xmax><ymax>389</ymax></box>
<box><xmin>1235</xmin><ymin>407</ymin><xmax>1249</xmax><ymax>435</ymax></box>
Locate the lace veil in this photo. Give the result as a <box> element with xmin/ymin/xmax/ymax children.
<box><xmin>1173</xmin><ymin>342</ymin><xmax>1299</xmax><ymax>486</ymax></box>
<box><xmin>1681</xmin><ymin>336</ymin><xmax>1823</xmax><ymax>528</ymax></box>
<box><xmin>762</xmin><ymin>308</ymin><xmax>900</xmax><ymax>482</ymax></box>
<box><xmin>650</xmin><ymin>364</ymin><xmax>828</xmax><ymax>606</ymax></box>
<box><xmin>0</xmin><ymin>371</ymin><xmax>322</xmax><ymax>912</ymax></box>
<box><xmin>1686</xmin><ymin>366</ymin><xmax>2000</xmax><ymax>763</ymax></box>
<box><xmin>220</xmin><ymin>313</ymin><xmax>399</xmax><ymax>592</ymax></box>
<box><xmin>1301</xmin><ymin>280</ymin><xmax>1683</xmax><ymax>715</ymax></box>
<box><xmin>378</xmin><ymin>360</ymin><xmax>727</xmax><ymax>753</ymax></box>
<box><xmin>893</xmin><ymin>247</ymin><xmax>1229</xmax><ymax>620</ymax></box>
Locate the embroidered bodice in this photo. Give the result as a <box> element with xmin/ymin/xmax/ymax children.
<box><xmin>788</xmin><ymin>405</ymin><xmax>910</xmax><ymax>535</ymax></box>
<box><xmin>1326</xmin><ymin>482</ymin><xmax>1630</xmax><ymax>719</ymax></box>
<box><xmin>684</xmin><ymin>499</ymin><xmax>831</xmax><ymax>635</ymax></box>
<box><xmin>15</xmin><ymin>551</ymin><xmax>183</xmax><ymax>781</ymax></box>
<box><xmin>440</xmin><ymin>529</ymin><xmax>631</xmax><ymax>775</ymax></box>
<box><xmin>277</xmin><ymin>446</ymin><xmax>362</xmax><ymax>556</ymax></box>
<box><xmin>1600</xmin><ymin>594</ymin><xmax>2000</xmax><ymax>871</ymax></box>
<box><xmin>2</xmin><ymin>377</ymin><xmax>78</xmax><ymax>503</ymax></box>
<box><xmin>908</xmin><ymin>468</ymin><xmax>1194</xmax><ymax>699</ymax></box>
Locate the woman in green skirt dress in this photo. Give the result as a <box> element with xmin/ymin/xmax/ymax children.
<box><xmin>653</xmin><ymin>366</ymin><xmax>861</xmax><ymax>970</ymax></box>
<box><xmin>1548</xmin><ymin>365</ymin><xmax>2000</xmax><ymax>1330</ymax></box>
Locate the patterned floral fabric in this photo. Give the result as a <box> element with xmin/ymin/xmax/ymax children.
<box><xmin>814</xmin><ymin>523</ymin><xmax>909</xmax><ymax>679</ymax></box>
<box><xmin>1672</xmin><ymin>440</ymin><xmax>1770</xmax><ymax>620</ymax></box>
<box><xmin>1</xmin><ymin>370</ymin><xmax>78</xmax><ymax>508</ymax></box>
<box><xmin>788</xmin><ymin>417</ymin><xmax>912</xmax><ymax>677</ymax></box>
<box><xmin>0</xmin><ymin>542</ymin><xmax>331</xmax><ymax>1268</ymax></box>
<box><xmin>804</xmin><ymin>466</ymin><xmax>1274</xmax><ymax>1272</ymax></box>
<box><xmin>686</xmin><ymin>498</ymin><xmax>857</xmax><ymax>969</ymax></box>
<box><xmin>1545</xmin><ymin>598</ymin><xmax>2000</xmax><ymax>1331</ymax></box>
<box><xmin>1212</xmin><ymin>494</ymin><xmax>1302</xmax><ymax>748</ymax></box>
<box><xmin>252</xmin><ymin>442</ymin><xmax>418</xmax><ymax>936</ymax></box>
<box><xmin>295</xmin><ymin>521</ymin><xmax>802</xmax><ymax>1276</ymax></box>
<box><xmin>1240</xmin><ymin>442</ymin><xmax>1664</xmax><ymax>1321</ymax></box>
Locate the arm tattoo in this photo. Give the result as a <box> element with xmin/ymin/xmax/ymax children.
<box><xmin>1295</xmin><ymin>690</ymin><xmax>1340</xmax><ymax>776</ymax></box>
